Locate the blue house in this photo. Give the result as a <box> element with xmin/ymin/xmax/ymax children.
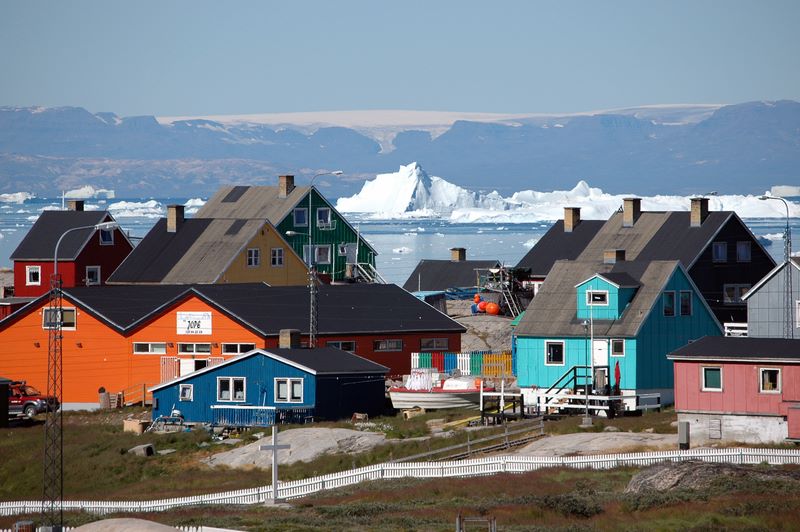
<box><xmin>513</xmin><ymin>254</ymin><xmax>722</xmax><ymax>408</ymax></box>
<box><xmin>150</xmin><ymin>344</ymin><xmax>388</xmax><ymax>425</ymax></box>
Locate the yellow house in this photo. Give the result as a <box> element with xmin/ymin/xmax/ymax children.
<box><xmin>108</xmin><ymin>205</ymin><xmax>309</xmax><ymax>286</ymax></box>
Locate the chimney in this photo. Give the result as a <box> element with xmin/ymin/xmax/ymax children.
<box><xmin>623</xmin><ymin>198</ymin><xmax>641</xmax><ymax>227</ymax></box>
<box><xmin>603</xmin><ymin>249</ymin><xmax>626</xmax><ymax>265</ymax></box>
<box><xmin>167</xmin><ymin>205</ymin><xmax>184</xmax><ymax>233</ymax></box>
<box><xmin>67</xmin><ymin>200</ymin><xmax>84</xmax><ymax>212</ymax></box>
<box><xmin>690</xmin><ymin>197</ymin><xmax>709</xmax><ymax>227</ymax></box>
<box><xmin>450</xmin><ymin>247</ymin><xmax>466</xmax><ymax>262</ymax></box>
<box><xmin>564</xmin><ymin>207</ymin><xmax>581</xmax><ymax>232</ymax></box>
<box><xmin>278</xmin><ymin>175</ymin><xmax>295</xmax><ymax>198</ymax></box>
<box><xmin>279</xmin><ymin>329</ymin><xmax>301</xmax><ymax>349</ymax></box>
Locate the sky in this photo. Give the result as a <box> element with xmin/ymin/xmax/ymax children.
<box><xmin>1</xmin><ymin>0</ymin><xmax>799</xmax><ymax>117</ymax></box>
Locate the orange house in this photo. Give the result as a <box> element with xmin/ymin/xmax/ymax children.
<box><xmin>0</xmin><ymin>283</ymin><xmax>464</xmax><ymax>408</ymax></box>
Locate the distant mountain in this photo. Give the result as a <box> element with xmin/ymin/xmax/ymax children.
<box><xmin>0</xmin><ymin>101</ymin><xmax>798</xmax><ymax>197</ymax></box>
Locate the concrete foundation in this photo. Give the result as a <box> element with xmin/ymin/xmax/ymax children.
<box><xmin>678</xmin><ymin>412</ymin><xmax>788</xmax><ymax>444</ymax></box>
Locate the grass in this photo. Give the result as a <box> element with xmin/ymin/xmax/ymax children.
<box><xmin>544</xmin><ymin>407</ymin><xmax>679</xmax><ymax>435</ymax></box>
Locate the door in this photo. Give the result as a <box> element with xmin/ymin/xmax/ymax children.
<box><xmin>8</xmin><ymin>387</ymin><xmax>23</xmax><ymax>415</ymax></box>
<box><xmin>179</xmin><ymin>358</ymin><xmax>209</xmax><ymax>377</ymax></box>
<box><xmin>343</xmin><ymin>243</ymin><xmax>358</xmax><ymax>264</ymax></box>
<box><xmin>160</xmin><ymin>357</ymin><xmax>180</xmax><ymax>383</ymax></box>
<box><xmin>592</xmin><ymin>340</ymin><xmax>609</xmax><ymax>391</ymax></box>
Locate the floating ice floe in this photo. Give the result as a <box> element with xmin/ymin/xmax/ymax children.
<box><xmin>0</xmin><ymin>192</ymin><xmax>35</xmax><ymax>204</ymax></box>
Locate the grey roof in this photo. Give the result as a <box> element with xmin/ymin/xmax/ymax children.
<box><xmin>107</xmin><ymin>218</ymin><xmax>293</xmax><ymax>284</ymax></box>
<box><xmin>668</xmin><ymin>336</ymin><xmax>800</xmax><ymax>361</ymax></box>
<box><xmin>515</xmin><ymin>220</ymin><xmax>605</xmax><ymax>276</ymax></box>
<box><xmin>596</xmin><ymin>272</ymin><xmax>640</xmax><ymax>288</ymax></box>
<box><xmin>1</xmin><ymin>283</ymin><xmax>466</xmax><ymax>336</ymax></box>
<box><xmin>197</xmin><ymin>184</ymin><xmax>311</xmax><ymax>222</ymax></box>
<box><xmin>402</xmin><ymin>259</ymin><xmax>501</xmax><ymax>292</ymax></box>
<box><xmin>514</xmin><ymin>259</ymin><xmax>682</xmax><ymax>338</ymax></box>
<box><xmin>10</xmin><ymin>210</ymin><xmax>114</xmax><ymax>260</ymax></box>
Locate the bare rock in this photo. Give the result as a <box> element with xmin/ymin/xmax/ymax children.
<box><xmin>603</xmin><ymin>426</ymin><xmax>620</xmax><ymax>432</ymax></box>
<box><xmin>643</xmin><ymin>428</ymin><xmax>655</xmax><ymax>433</ymax></box>
<box><xmin>128</xmin><ymin>444</ymin><xmax>154</xmax><ymax>457</ymax></box>
<box><xmin>625</xmin><ymin>461</ymin><xmax>800</xmax><ymax>494</ymax></box>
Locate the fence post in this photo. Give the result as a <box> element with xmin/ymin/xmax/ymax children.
<box><xmin>142</xmin><ymin>383</ymin><xmax>146</xmax><ymax>407</ymax></box>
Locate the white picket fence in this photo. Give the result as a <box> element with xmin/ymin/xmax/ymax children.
<box><xmin>2</xmin><ymin>447</ymin><xmax>799</xmax><ymax>517</ymax></box>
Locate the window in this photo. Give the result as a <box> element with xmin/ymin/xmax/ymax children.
<box><xmin>421</xmin><ymin>338</ymin><xmax>449</xmax><ymax>351</ymax></box>
<box><xmin>611</xmin><ymin>339</ymin><xmax>625</xmax><ymax>357</ymax></box>
<box><xmin>736</xmin><ymin>241</ymin><xmax>751</xmax><ymax>262</ymax></box>
<box><xmin>217</xmin><ymin>377</ymin><xmax>245</xmax><ymax>402</ymax></box>
<box><xmin>43</xmin><ymin>308</ymin><xmax>76</xmax><ymax>330</ymax></box>
<box><xmin>337</xmin><ymin>244</ymin><xmax>348</xmax><ymax>256</ymax></box>
<box><xmin>702</xmin><ymin>367</ymin><xmax>722</xmax><ymax>391</ymax></box>
<box><xmin>315</xmin><ymin>245</ymin><xmax>331</xmax><ymax>265</ymax></box>
<box><xmin>86</xmin><ymin>266</ymin><xmax>101</xmax><ymax>286</ymax></box>
<box><xmin>133</xmin><ymin>342</ymin><xmax>167</xmax><ymax>354</ymax></box>
<box><xmin>270</xmin><ymin>247</ymin><xmax>284</xmax><ymax>267</ymax></box>
<box><xmin>275</xmin><ymin>378</ymin><xmax>304</xmax><ymax>403</ymax></box>
<box><xmin>221</xmin><ymin>343</ymin><xmax>256</xmax><ymax>355</ymax></box>
<box><xmin>759</xmin><ymin>368</ymin><xmax>781</xmax><ymax>393</ymax></box>
<box><xmin>663</xmin><ymin>291</ymin><xmax>676</xmax><ymax>317</ymax></box>
<box><xmin>327</xmin><ymin>341</ymin><xmax>356</xmax><ymax>352</ymax></box>
<box><xmin>178</xmin><ymin>343</ymin><xmax>212</xmax><ymax>354</ymax></box>
<box><xmin>712</xmin><ymin>242</ymin><xmax>727</xmax><ymax>262</ymax></box>
<box><xmin>316</xmin><ymin>207</ymin><xmax>333</xmax><ymax>229</ymax></box>
<box><xmin>679</xmin><ymin>291</ymin><xmax>692</xmax><ymax>316</ymax></box>
<box><xmin>586</xmin><ymin>290</ymin><xmax>608</xmax><ymax>306</ymax></box>
<box><xmin>179</xmin><ymin>384</ymin><xmax>193</xmax><ymax>402</ymax></box>
<box><xmin>99</xmin><ymin>228</ymin><xmax>114</xmax><ymax>245</ymax></box>
<box><xmin>723</xmin><ymin>284</ymin><xmax>750</xmax><ymax>304</ymax></box>
<box><xmin>545</xmin><ymin>341</ymin><xmax>565</xmax><ymax>366</ymax></box>
<box><xmin>293</xmin><ymin>208</ymin><xmax>308</xmax><ymax>227</ymax></box>
<box><xmin>246</xmin><ymin>248</ymin><xmax>260</xmax><ymax>267</ymax></box>
<box><xmin>26</xmin><ymin>265</ymin><xmax>41</xmax><ymax>286</ymax></box>
<box><xmin>374</xmin><ymin>339</ymin><xmax>403</xmax><ymax>351</ymax></box>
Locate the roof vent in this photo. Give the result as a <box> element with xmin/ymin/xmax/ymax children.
<box><xmin>450</xmin><ymin>247</ymin><xmax>466</xmax><ymax>262</ymax></box>
<box><xmin>278</xmin><ymin>175</ymin><xmax>295</xmax><ymax>198</ymax></box>
<box><xmin>279</xmin><ymin>329</ymin><xmax>301</xmax><ymax>349</ymax></box>
<box><xmin>564</xmin><ymin>207</ymin><xmax>581</xmax><ymax>233</ymax></box>
<box><xmin>603</xmin><ymin>249</ymin><xmax>626</xmax><ymax>264</ymax></box>
<box><xmin>67</xmin><ymin>200</ymin><xmax>84</xmax><ymax>212</ymax></box>
<box><xmin>690</xmin><ymin>197</ymin><xmax>709</xmax><ymax>227</ymax></box>
<box><xmin>623</xmin><ymin>198</ymin><xmax>641</xmax><ymax>228</ymax></box>
<box><xmin>167</xmin><ymin>205</ymin><xmax>184</xmax><ymax>233</ymax></box>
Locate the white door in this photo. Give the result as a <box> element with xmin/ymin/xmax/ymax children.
<box><xmin>592</xmin><ymin>340</ymin><xmax>609</xmax><ymax>391</ymax></box>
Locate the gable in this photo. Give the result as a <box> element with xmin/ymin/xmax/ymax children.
<box><xmin>11</xmin><ymin>211</ymin><xmax>118</xmax><ymax>261</ymax></box>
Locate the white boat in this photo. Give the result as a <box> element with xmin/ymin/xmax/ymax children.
<box><xmin>389</xmin><ymin>370</ymin><xmax>494</xmax><ymax>410</ymax></box>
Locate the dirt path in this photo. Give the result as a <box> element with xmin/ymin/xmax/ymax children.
<box><xmin>515</xmin><ymin>432</ymin><xmax>677</xmax><ymax>456</ymax></box>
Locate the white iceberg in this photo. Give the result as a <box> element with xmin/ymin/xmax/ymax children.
<box><xmin>64</xmin><ymin>185</ymin><xmax>116</xmax><ymax>199</ymax></box>
<box><xmin>0</xmin><ymin>192</ymin><xmax>35</xmax><ymax>204</ymax></box>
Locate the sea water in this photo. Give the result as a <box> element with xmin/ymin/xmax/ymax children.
<box><xmin>0</xmin><ymin>197</ymin><xmax>797</xmax><ymax>287</ymax></box>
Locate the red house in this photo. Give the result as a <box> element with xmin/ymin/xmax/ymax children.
<box><xmin>10</xmin><ymin>200</ymin><xmax>133</xmax><ymax>297</ymax></box>
<box><xmin>669</xmin><ymin>336</ymin><xmax>800</xmax><ymax>444</ymax></box>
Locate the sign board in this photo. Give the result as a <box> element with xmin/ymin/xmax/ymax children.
<box><xmin>177</xmin><ymin>311</ymin><xmax>212</xmax><ymax>335</ymax></box>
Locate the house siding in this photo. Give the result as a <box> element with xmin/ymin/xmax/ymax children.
<box><xmin>747</xmin><ymin>264</ymin><xmax>800</xmax><ymax>338</ymax></box>
<box><xmin>218</xmin><ymin>222</ymin><xmax>309</xmax><ymax>286</ymax></box>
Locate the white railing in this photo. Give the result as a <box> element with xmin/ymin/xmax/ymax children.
<box><xmin>724</xmin><ymin>322</ymin><xmax>748</xmax><ymax>336</ymax></box>
<box><xmin>2</xmin><ymin>447</ymin><xmax>799</xmax><ymax>517</ymax></box>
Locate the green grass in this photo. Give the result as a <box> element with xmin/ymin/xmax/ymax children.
<box><xmin>545</xmin><ymin>407</ymin><xmax>679</xmax><ymax>435</ymax></box>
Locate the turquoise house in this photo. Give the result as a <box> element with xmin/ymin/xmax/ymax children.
<box><xmin>513</xmin><ymin>256</ymin><xmax>723</xmax><ymax>406</ymax></box>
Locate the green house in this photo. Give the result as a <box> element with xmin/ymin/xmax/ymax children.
<box><xmin>197</xmin><ymin>176</ymin><xmax>379</xmax><ymax>282</ymax></box>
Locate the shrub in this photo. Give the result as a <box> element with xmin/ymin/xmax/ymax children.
<box><xmin>542</xmin><ymin>493</ymin><xmax>603</xmax><ymax>518</ymax></box>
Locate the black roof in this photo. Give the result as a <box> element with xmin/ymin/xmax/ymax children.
<box><xmin>635</xmin><ymin>211</ymin><xmax>733</xmax><ymax>266</ymax></box>
<box><xmin>10</xmin><ymin>211</ymin><xmax>112</xmax><ymax>260</ymax></box>
<box><xmin>5</xmin><ymin>283</ymin><xmax>465</xmax><ymax>336</ymax></box>
<box><xmin>598</xmin><ymin>272</ymin><xmax>640</xmax><ymax>288</ymax></box>
<box><xmin>515</xmin><ymin>220</ymin><xmax>605</xmax><ymax>276</ymax></box>
<box><xmin>669</xmin><ymin>336</ymin><xmax>800</xmax><ymax>361</ymax></box>
<box><xmin>402</xmin><ymin>259</ymin><xmax>500</xmax><ymax>292</ymax></box>
<box><xmin>271</xmin><ymin>347</ymin><xmax>389</xmax><ymax>374</ymax></box>
<box><xmin>107</xmin><ymin>219</ymin><xmax>213</xmax><ymax>283</ymax></box>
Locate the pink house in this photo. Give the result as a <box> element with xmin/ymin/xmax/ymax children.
<box><xmin>668</xmin><ymin>336</ymin><xmax>800</xmax><ymax>443</ymax></box>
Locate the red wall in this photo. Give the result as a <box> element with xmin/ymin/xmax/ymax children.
<box><xmin>674</xmin><ymin>360</ymin><xmax>800</xmax><ymax>417</ymax></box>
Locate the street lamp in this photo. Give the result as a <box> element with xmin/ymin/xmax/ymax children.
<box><xmin>581</xmin><ymin>320</ymin><xmax>591</xmax><ymax>427</ymax></box>
<box><xmin>44</xmin><ymin>219</ymin><xmax>119</xmax><ymax>527</ymax></box>
<box><xmin>758</xmin><ymin>195</ymin><xmax>793</xmax><ymax>339</ymax></box>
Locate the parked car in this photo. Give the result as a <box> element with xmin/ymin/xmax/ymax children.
<box><xmin>8</xmin><ymin>381</ymin><xmax>59</xmax><ymax>418</ymax></box>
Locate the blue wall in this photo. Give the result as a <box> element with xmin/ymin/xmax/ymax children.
<box><xmin>576</xmin><ymin>277</ymin><xmax>636</xmax><ymax>321</ymax></box>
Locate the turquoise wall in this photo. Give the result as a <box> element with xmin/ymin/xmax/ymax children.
<box><xmin>575</xmin><ymin>277</ymin><xmax>635</xmax><ymax>321</ymax></box>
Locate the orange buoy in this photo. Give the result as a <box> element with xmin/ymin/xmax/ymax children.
<box><xmin>486</xmin><ymin>302</ymin><xmax>500</xmax><ymax>315</ymax></box>
<box><xmin>473</xmin><ymin>294</ymin><xmax>481</xmax><ymax>303</ymax></box>
<box><xmin>477</xmin><ymin>301</ymin><xmax>487</xmax><ymax>311</ymax></box>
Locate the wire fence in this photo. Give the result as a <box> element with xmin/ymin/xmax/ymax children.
<box><xmin>2</xmin><ymin>447</ymin><xmax>799</xmax><ymax>518</ymax></box>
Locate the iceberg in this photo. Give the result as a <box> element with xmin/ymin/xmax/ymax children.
<box><xmin>64</xmin><ymin>186</ymin><xmax>116</xmax><ymax>199</ymax></box>
<box><xmin>107</xmin><ymin>200</ymin><xmax>164</xmax><ymax>218</ymax></box>
<box><xmin>0</xmin><ymin>192</ymin><xmax>35</xmax><ymax>204</ymax></box>
<box><xmin>336</xmin><ymin>163</ymin><xmax>800</xmax><ymax>222</ymax></box>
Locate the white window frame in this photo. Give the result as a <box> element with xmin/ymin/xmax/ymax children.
<box><xmin>712</xmin><ymin>241</ymin><xmax>727</xmax><ymax>263</ymax></box>
<box><xmin>337</xmin><ymin>243</ymin><xmax>348</xmax><ymax>256</ymax></box>
<box><xmin>293</xmin><ymin>208</ymin><xmax>308</xmax><ymax>227</ymax></box>
<box><xmin>723</xmin><ymin>284</ymin><xmax>750</xmax><ymax>304</ymax></box>
<box><xmin>86</xmin><ymin>265</ymin><xmax>101</xmax><ymax>286</ymax></box>
<box><xmin>610</xmin><ymin>339</ymin><xmax>625</xmax><ymax>357</ymax></box>
<box><xmin>586</xmin><ymin>290</ymin><xmax>609</xmax><ymax>306</ymax></box>
<box><xmin>275</xmin><ymin>377</ymin><xmax>304</xmax><ymax>403</ymax></box>
<box><xmin>679</xmin><ymin>290</ymin><xmax>693</xmax><ymax>317</ymax></box>
<box><xmin>246</xmin><ymin>248</ymin><xmax>260</xmax><ymax>267</ymax></box>
<box><xmin>221</xmin><ymin>343</ymin><xmax>256</xmax><ymax>355</ymax></box>
<box><xmin>314</xmin><ymin>245</ymin><xmax>332</xmax><ymax>265</ymax></box>
<box><xmin>178</xmin><ymin>343</ymin><xmax>212</xmax><ymax>355</ymax></box>
<box><xmin>133</xmin><ymin>342</ymin><xmax>167</xmax><ymax>354</ymax></box>
<box><xmin>420</xmin><ymin>338</ymin><xmax>449</xmax><ymax>352</ymax></box>
<box><xmin>326</xmin><ymin>340</ymin><xmax>356</xmax><ymax>352</ymax></box>
<box><xmin>179</xmin><ymin>384</ymin><xmax>194</xmax><ymax>402</ymax></box>
<box><xmin>663</xmin><ymin>291</ymin><xmax>676</xmax><ymax>317</ymax></box>
<box><xmin>701</xmin><ymin>366</ymin><xmax>723</xmax><ymax>392</ymax></box>
<box><xmin>99</xmin><ymin>228</ymin><xmax>114</xmax><ymax>246</ymax></box>
<box><xmin>316</xmin><ymin>207</ymin><xmax>333</xmax><ymax>228</ymax></box>
<box><xmin>374</xmin><ymin>339</ymin><xmax>403</xmax><ymax>352</ymax></box>
<box><xmin>42</xmin><ymin>307</ymin><xmax>76</xmax><ymax>330</ymax></box>
<box><xmin>759</xmin><ymin>368</ymin><xmax>781</xmax><ymax>394</ymax></box>
<box><xmin>26</xmin><ymin>265</ymin><xmax>41</xmax><ymax>286</ymax></box>
<box><xmin>544</xmin><ymin>340</ymin><xmax>565</xmax><ymax>366</ymax></box>
<box><xmin>270</xmin><ymin>247</ymin><xmax>284</xmax><ymax>267</ymax></box>
<box><xmin>217</xmin><ymin>377</ymin><xmax>246</xmax><ymax>402</ymax></box>
<box><xmin>736</xmin><ymin>241</ymin><xmax>751</xmax><ymax>263</ymax></box>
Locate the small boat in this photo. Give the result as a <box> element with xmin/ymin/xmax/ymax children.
<box><xmin>389</xmin><ymin>369</ymin><xmax>494</xmax><ymax>410</ymax></box>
